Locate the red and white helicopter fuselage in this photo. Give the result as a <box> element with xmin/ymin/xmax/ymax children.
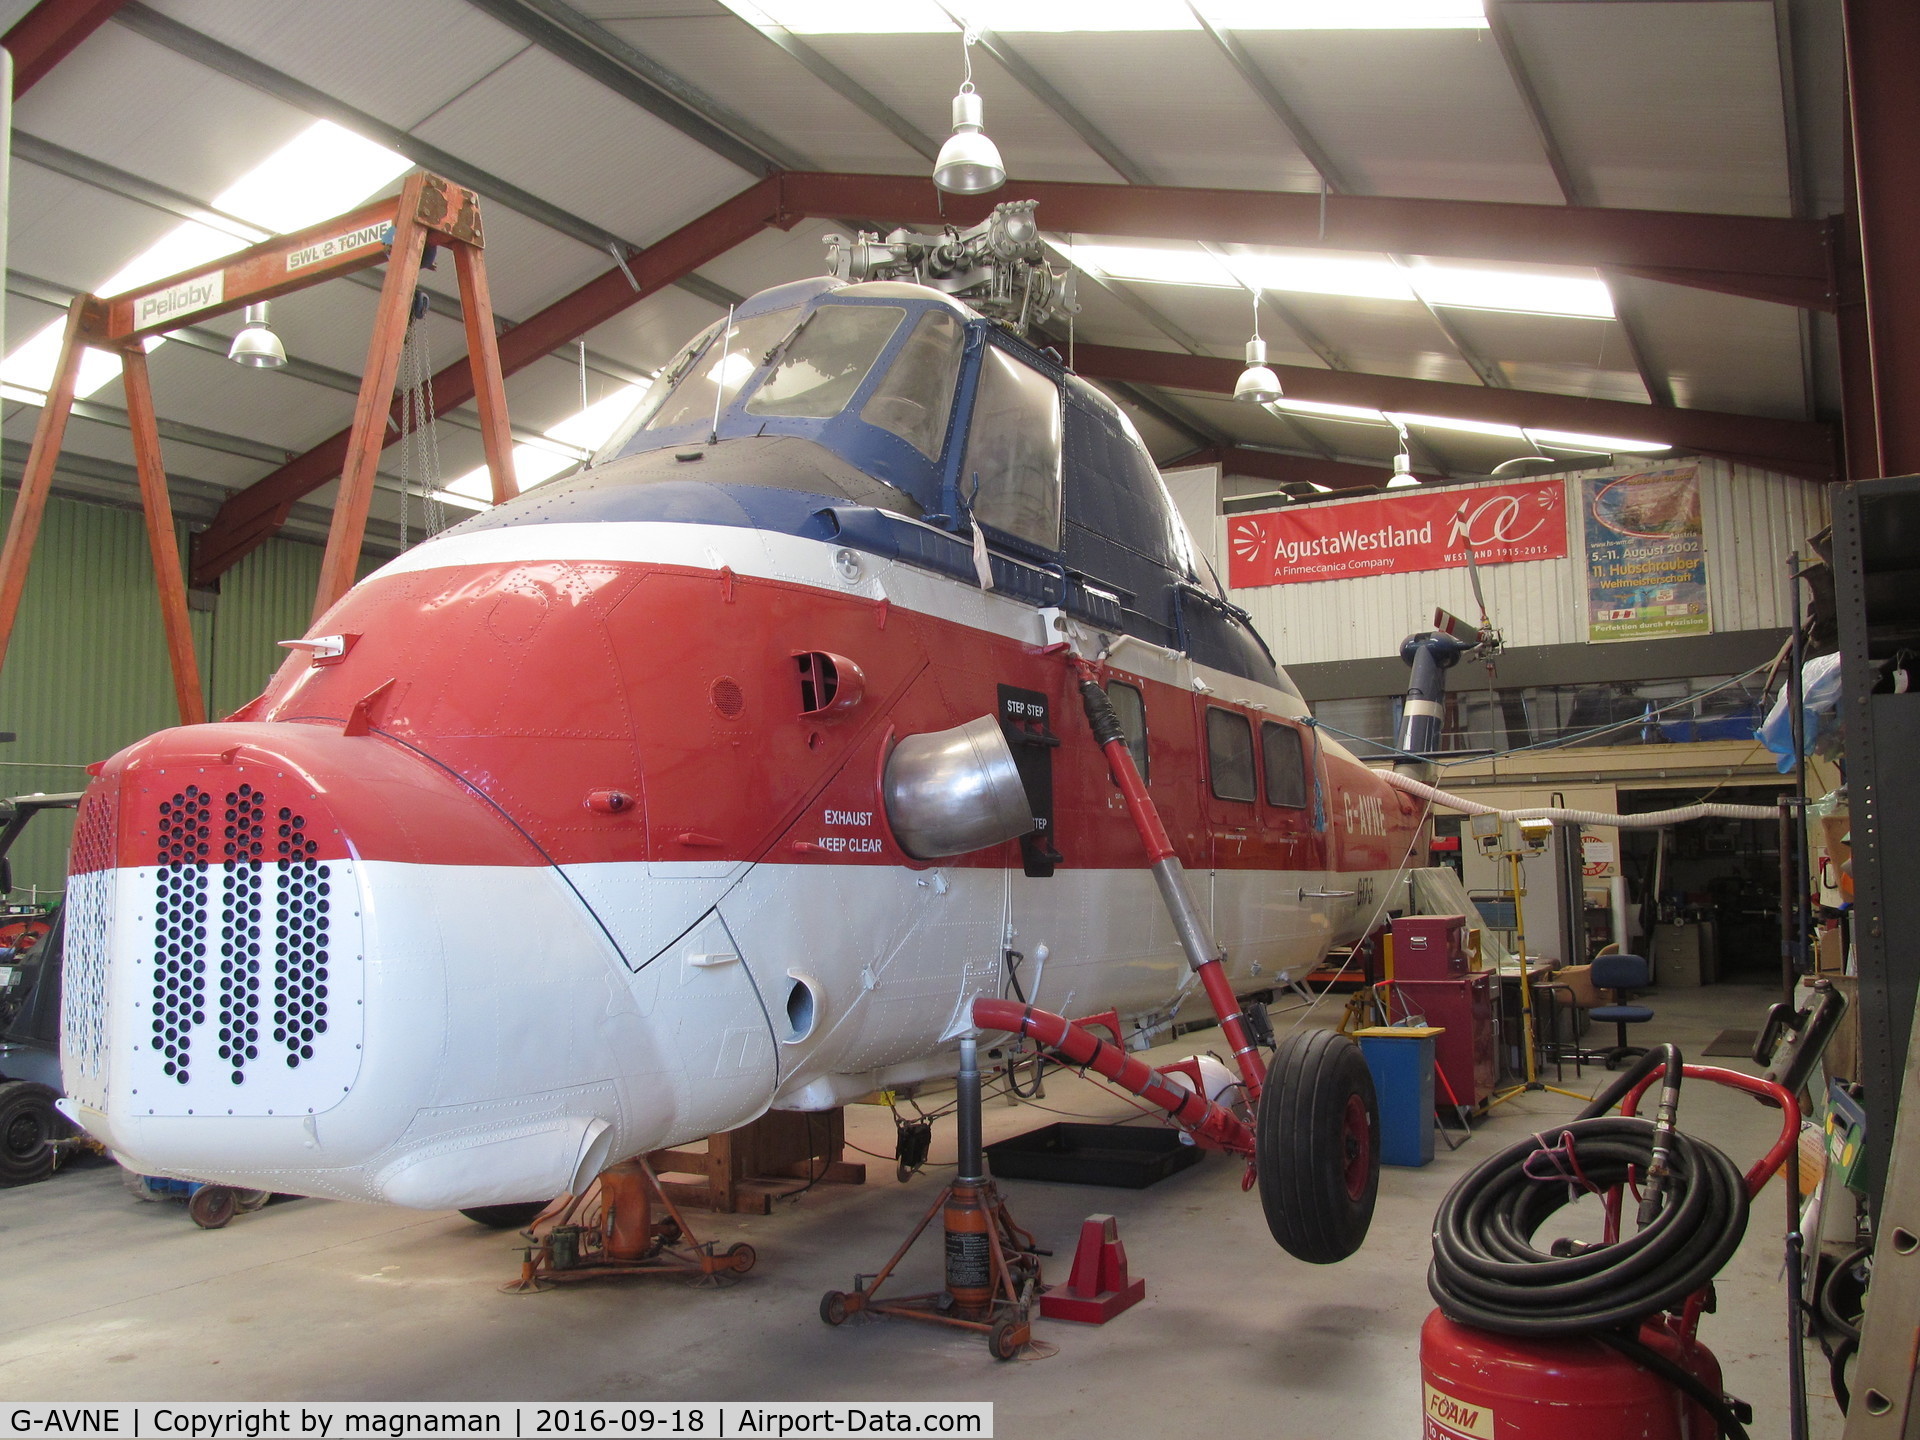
<box><xmin>62</xmin><ymin>275</ymin><xmax>1423</xmax><ymax>1209</ymax></box>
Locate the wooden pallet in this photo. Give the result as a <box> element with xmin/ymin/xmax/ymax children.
<box><xmin>648</xmin><ymin>1108</ymin><xmax>866</xmax><ymax>1215</ymax></box>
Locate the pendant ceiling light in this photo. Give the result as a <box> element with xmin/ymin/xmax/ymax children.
<box><xmin>1233</xmin><ymin>290</ymin><xmax>1282</xmax><ymax>404</ymax></box>
<box><xmin>1387</xmin><ymin>444</ymin><xmax>1420</xmax><ymax>488</ymax></box>
<box><xmin>227</xmin><ymin>302</ymin><xmax>286</xmax><ymax>369</ymax></box>
<box><xmin>933</xmin><ymin>30</ymin><xmax>1006</xmax><ymax>195</ymax></box>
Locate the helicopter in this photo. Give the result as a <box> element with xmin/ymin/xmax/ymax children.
<box><xmin>59</xmin><ymin>201</ymin><xmax>1461</xmax><ymax>1261</ymax></box>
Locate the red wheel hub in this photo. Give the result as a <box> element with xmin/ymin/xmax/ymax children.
<box><xmin>1341</xmin><ymin>1093</ymin><xmax>1371</xmax><ymax>1200</ymax></box>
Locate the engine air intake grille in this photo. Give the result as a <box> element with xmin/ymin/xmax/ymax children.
<box><xmin>152</xmin><ymin>787</ymin><xmax>212</xmax><ymax>1084</ymax></box>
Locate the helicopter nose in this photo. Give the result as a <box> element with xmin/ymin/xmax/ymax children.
<box><xmin>62</xmin><ymin>721</ymin><xmax>653</xmax><ymax>1207</ymax></box>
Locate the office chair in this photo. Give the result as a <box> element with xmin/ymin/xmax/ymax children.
<box><xmin>1575</xmin><ymin>953</ymin><xmax>1654</xmax><ymax>1070</ymax></box>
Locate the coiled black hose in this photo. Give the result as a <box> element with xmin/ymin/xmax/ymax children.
<box><xmin>1428</xmin><ymin>1046</ymin><xmax>1754</xmax><ymax>1436</ymax></box>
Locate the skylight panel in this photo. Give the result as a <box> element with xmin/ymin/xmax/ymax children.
<box><xmin>0</xmin><ymin>120</ymin><xmax>411</xmax><ymax>403</ymax></box>
<box><xmin>1063</xmin><ymin>243</ymin><xmax>1238</xmax><ymax>288</ymax></box>
<box><xmin>1202</xmin><ymin>0</ymin><xmax>1485</xmax><ymax>29</ymax></box>
<box><xmin>720</xmin><ymin>0</ymin><xmax>1482</xmax><ymax>31</ymax></box>
<box><xmin>1409</xmin><ymin>266</ymin><xmax>1614</xmax><ymax>319</ymax></box>
<box><xmin>1229</xmin><ymin>253</ymin><xmax>1414</xmax><ymax>303</ymax></box>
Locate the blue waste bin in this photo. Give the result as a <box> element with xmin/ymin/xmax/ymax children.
<box><xmin>1355</xmin><ymin>1025</ymin><xmax>1442</xmax><ymax>1167</ymax></box>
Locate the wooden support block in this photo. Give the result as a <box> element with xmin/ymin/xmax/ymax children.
<box><xmin>646</xmin><ymin>1108</ymin><xmax>865</xmax><ymax>1214</ymax></box>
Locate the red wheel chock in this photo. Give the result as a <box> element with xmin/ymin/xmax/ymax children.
<box><xmin>1039</xmin><ymin>1214</ymin><xmax>1145</xmax><ymax>1324</ymax></box>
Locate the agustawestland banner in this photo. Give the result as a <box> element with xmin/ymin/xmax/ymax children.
<box><xmin>1226</xmin><ymin>480</ymin><xmax>1568</xmax><ymax>587</ymax></box>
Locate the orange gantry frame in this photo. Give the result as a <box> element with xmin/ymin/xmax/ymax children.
<box><xmin>0</xmin><ymin>170</ymin><xmax>520</xmax><ymax>725</ymax></box>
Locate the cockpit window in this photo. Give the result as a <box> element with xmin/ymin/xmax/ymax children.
<box><xmin>962</xmin><ymin>345</ymin><xmax>1063</xmax><ymax>552</ymax></box>
<box><xmin>746</xmin><ymin>305</ymin><xmax>905</xmax><ymax>419</ymax></box>
<box><xmin>861</xmin><ymin>308</ymin><xmax>965</xmax><ymax>459</ymax></box>
<box><xmin>641</xmin><ymin>307</ymin><xmax>799</xmax><ymax>434</ymax></box>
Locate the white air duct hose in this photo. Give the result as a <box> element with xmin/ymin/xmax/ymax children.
<box><xmin>1379</xmin><ymin>769</ymin><xmax>1779</xmax><ymax>828</ymax></box>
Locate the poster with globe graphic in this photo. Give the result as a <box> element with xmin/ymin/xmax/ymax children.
<box><xmin>1583</xmin><ymin>463</ymin><xmax>1710</xmax><ymax>642</ymax></box>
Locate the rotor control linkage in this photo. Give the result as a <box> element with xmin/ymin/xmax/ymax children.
<box><xmin>1070</xmin><ymin>659</ymin><xmax>1267</xmax><ymax>1102</ymax></box>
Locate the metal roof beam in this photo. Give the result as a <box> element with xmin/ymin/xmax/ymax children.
<box><xmin>189</xmin><ymin>175</ymin><xmax>786</xmax><ymax>586</ymax></box>
<box><xmin>1069</xmin><ymin>340</ymin><xmax>1838</xmax><ymax>480</ymax></box>
<box><xmin>3</xmin><ymin>0</ymin><xmax>129</xmax><ymax>94</ymax></box>
<box><xmin>457</xmin><ymin>0</ymin><xmax>800</xmax><ymax>176</ymax></box>
<box><xmin>779</xmin><ymin>173</ymin><xmax>1834</xmax><ymax>310</ymax></box>
<box><xmin>113</xmin><ymin>3</ymin><xmax>741</xmax><ymax>310</ymax></box>
<box><xmin>10</xmin><ymin>136</ymin><xmax>652</xmax><ymax>387</ymax></box>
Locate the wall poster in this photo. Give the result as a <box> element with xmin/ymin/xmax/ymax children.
<box><xmin>1582</xmin><ymin>464</ymin><xmax>1711</xmax><ymax>642</ymax></box>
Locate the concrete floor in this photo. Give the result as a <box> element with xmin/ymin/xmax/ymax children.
<box><xmin>0</xmin><ymin>983</ymin><xmax>1846</xmax><ymax>1438</ymax></box>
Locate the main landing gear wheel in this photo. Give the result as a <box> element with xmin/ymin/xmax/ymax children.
<box><xmin>1256</xmin><ymin>1028</ymin><xmax>1380</xmax><ymax>1264</ymax></box>
<box><xmin>0</xmin><ymin>1080</ymin><xmax>67</xmax><ymax>1187</ymax></box>
<box><xmin>819</xmin><ymin>1290</ymin><xmax>850</xmax><ymax>1325</ymax></box>
<box><xmin>460</xmin><ymin>1201</ymin><xmax>550</xmax><ymax>1230</ymax></box>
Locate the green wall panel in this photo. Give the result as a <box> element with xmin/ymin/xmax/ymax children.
<box><xmin>0</xmin><ymin>494</ymin><xmax>335</xmax><ymax>896</ymax></box>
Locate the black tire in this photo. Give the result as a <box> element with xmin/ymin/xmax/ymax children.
<box><xmin>0</xmin><ymin>1080</ymin><xmax>67</xmax><ymax>1187</ymax></box>
<box><xmin>460</xmin><ymin>1201</ymin><xmax>549</xmax><ymax>1230</ymax></box>
<box><xmin>820</xmin><ymin>1290</ymin><xmax>849</xmax><ymax>1326</ymax></box>
<box><xmin>1256</xmin><ymin>1028</ymin><xmax>1380</xmax><ymax>1264</ymax></box>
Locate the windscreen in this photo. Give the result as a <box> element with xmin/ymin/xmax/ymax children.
<box><xmin>746</xmin><ymin>305</ymin><xmax>905</xmax><ymax>419</ymax></box>
<box><xmin>639</xmin><ymin>307</ymin><xmax>801</xmax><ymax>435</ymax></box>
<box><xmin>861</xmin><ymin>308</ymin><xmax>965</xmax><ymax>459</ymax></box>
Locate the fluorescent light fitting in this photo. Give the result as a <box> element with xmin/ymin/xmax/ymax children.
<box><xmin>1410</xmin><ymin>266</ymin><xmax>1614</xmax><ymax>319</ymax></box>
<box><xmin>1268</xmin><ymin>398</ymin><xmax>1388</xmax><ymax>424</ymax></box>
<box><xmin>1526</xmin><ymin>428</ymin><xmax>1671</xmax><ymax>454</ymax></box>
<box><xmin>1389</xmin><ymin>411</ymin><xmax>1526</xmax><ymax>440</ymax></box>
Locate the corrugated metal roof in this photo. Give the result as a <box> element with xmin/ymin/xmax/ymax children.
<box><xmin>0</xmin><ymin>0</ymin><xmax>1847</xmax><ymax>531</ymax></box>
<box><xmin>1507</xmin><ymin>1</ymin><xmax>1792</xmax><ymax>217</ymax></box>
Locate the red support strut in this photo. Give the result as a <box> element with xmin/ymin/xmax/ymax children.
<box><xmin>1066</xmin><ymin>658</ymin><xmax>1268</xmax><ymax>1103</ymax></box>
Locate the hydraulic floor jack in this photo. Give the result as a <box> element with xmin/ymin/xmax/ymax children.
<box><xmin>819</xmin><ymin>1038</ymin><xmax>1045</xmax><ymax>1360</ymax></box>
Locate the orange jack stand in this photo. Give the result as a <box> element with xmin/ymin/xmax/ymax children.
<box><xmin>0</xmin><ymin>171</ymin><xmax>521</xmax><ymax>723</ymax></box>
<box><xmin>817</xmin><ymin>1038</ymin><xmax>1045</xmax><ymax>1361</ymax></box>
<box><xmin>1039</xmin><ymin>1214</ymin><xmax>1144</xmax><ymax>1324</ymax></box>
<box><xmin>503</xmin><ymin>1156</ymin><xmax>756</xmax><ymax>1293</ymax></box>
<box><xmin>818</xmin><ymin>1174</ymin><xmax>1043</xmax><ymax>1360</ymax></box>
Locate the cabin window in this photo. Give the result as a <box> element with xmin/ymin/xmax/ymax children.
<box><xmin>1106</xmin><ymin>680</ymin><xmax>1149</xmax><ymax>782</ymax></box>
<box><xmin>1206</xmin><ymin>707</ymin><xmax>1256</xmax><ymax>803</ymax></box>
<box><xmin>861</xmin><ymin>309</ymin><xmax>965</xmax><ymax>458</ymax></box>
<box><xmin>747</xmin><ymin>305</ymin><xmax>905</xmax><ymax>419</ymax></box>
<box><xmin>642</xmin><ymin>308</ymin><xmax>799</xmax><ymax>433</ymax></box>
<box><xmin>961</xmin><ymin>346</ymin><xmax>1063</xmax><ymax>552</ymax></box>
<box><xmin>1261</xmin><ymin>721</ymin><xmax>1309</xmax><ymax>809</ymax></box>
